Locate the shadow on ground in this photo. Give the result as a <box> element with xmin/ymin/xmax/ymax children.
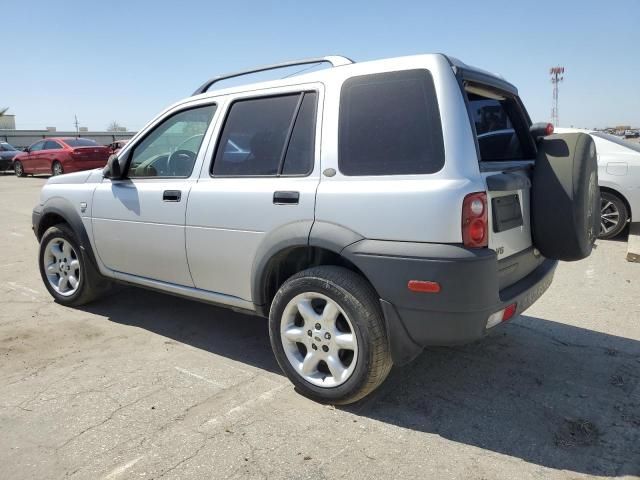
<box><xmin>83</xmin><ymin>286</ymin><xmax>640</xmax><ymax>477</ymax></box>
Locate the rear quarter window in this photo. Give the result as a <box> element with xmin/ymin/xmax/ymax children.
<box><xmin>338</xmin><ymin>69</ymin><xmax>444</xmax><ymax>176</ymax></box>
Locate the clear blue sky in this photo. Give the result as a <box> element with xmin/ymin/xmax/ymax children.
<box><xmin>2</xmin><ymin>0</ymin><xmax>638</xmax><ymax>131</ymax></box>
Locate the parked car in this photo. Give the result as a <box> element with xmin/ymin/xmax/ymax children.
<box><xmin>107</xmin><ymin>139</ymin><xmax>129</xmax><ymax>155</ymax></box>
<box><xmin>13</xmin><ymin>138</ymin><xmax>111</xmax><ymax>177</ymax></box>
<box><xmin>32</xmin><ymin>54</ymin><xmax>598</xmax><ymax>404</ymax></box>
<box><xmin>0</xmin><ymin>141</ymin><xmax>20</xmax><ymax>172</ymax></box>
<box><xmin>557</xmin><ymin>128</ymin><xmax>640</xmax><ymax>239</ymax></box>
<box><xmin>624</xmin><ymin>129</ymin><xmax>639</xmax><ymax>139</ymax></box>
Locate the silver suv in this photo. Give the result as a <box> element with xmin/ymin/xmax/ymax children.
<box><xmin>32</xmin><ymin>54</ymin><xmax>599</xmax><ymax>404</ymax></box>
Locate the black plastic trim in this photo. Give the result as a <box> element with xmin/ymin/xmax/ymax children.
<box><xmin>32</xmin><ymin>199</ymin><xmax>100</xmax><ymax>270</ymax></box>
<box><xmin>486</xmin><ymin>172</ymin><xmax>531</xmax><ymax>191</ymax></box>
<box><xmin>251</xmin><ymin>220</ymin><xmax>314</xmax><ymax>313</ymax></box>
<box><xmin>380</xmin><ymin>299</ymin><xmax>423</xmax><ymax>366</ymax></box>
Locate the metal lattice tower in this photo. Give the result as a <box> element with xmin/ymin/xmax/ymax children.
<box><xmin>550</xmin><ymin>66</ymin><xmax>565</xmax><ymax>126</ymax></box>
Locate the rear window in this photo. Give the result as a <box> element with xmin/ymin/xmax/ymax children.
<box><xmin>339</xmin><ymin>69</ymin><xmax>444</xmax><ymax>176</ymax></box>
<box><xmin>465</xmin><ymin>86</ymin><xmax>534</xmax><ymax>162</ymax></box>
<box><xmin>63</xmin><ymin>138</ymin><xmax>98</xmax><ymax>147</ymax></box>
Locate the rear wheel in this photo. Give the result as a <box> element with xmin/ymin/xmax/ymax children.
<box><xmin>52</xmin><ymin>161</ymin><xmax>63</xmax><ymax>176</ymax></box>
<box><xmin>269</xmin><ymin>266</ymin><xmax>392</xmax><ymax>405</ymax></box>
<box><xmin>599</xmin><ymin>191</ymin><xmax>628</xmax><ymax>239</ymax></box>
<box><xmin>14</xmin><ymin>160</ymin><xmax>25</xmax><ymax>177</ymax></box>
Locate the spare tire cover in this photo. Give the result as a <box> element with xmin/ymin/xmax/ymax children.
<box><xmin>531</xmin><ymin>132</ymin><xmax>599</xmax><ymax>261</ymax></box>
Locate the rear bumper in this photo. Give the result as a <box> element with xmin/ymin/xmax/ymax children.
<box><xmin>343</xmin><ymin>241</ymin><xmax>558</xmax><ymax>365</ymax></box>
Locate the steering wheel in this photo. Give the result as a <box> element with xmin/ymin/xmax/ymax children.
<box><xmin>167</xmin><ymin>149</ymin><xmax>197</xmax><ymax>176</ymax></box>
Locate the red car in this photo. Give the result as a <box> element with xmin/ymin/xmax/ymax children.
<box><xmin>13</xmin><ymin>138</ymin><xmax>111</xmax><ymax>177</ymax></box>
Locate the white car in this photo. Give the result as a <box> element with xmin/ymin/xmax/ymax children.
<box><xmin>556</xmin><ymin>128</ymin><xmax>640</xmax><ymax>238</ymax></box>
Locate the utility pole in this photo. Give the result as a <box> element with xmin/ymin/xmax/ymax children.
<box><xmin>550</xmin><ymin>66</ymin><xmax>564</xmax><ymax>126</ymax></box>
<box><xmin>74</xmin><ymin>115</ymin><xmax>80</xmax><ymax>137</ymax></box>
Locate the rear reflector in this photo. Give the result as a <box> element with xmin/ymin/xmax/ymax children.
<box><xmin>407</xmin><ymin>280</ymin><xmax>441</xmax><ymax>293</ymax></box>
<box><xmin>486</xmin><ymin>303</ymin><xmax>518</xmax><ymax>329</ymax></box>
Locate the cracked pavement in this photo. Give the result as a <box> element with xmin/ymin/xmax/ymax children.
<box><xmin>0</xmin><ymin>175</ymin><xmax>639</xmax><ymax>479</ymax></box>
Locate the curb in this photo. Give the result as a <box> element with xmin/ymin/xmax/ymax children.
<box><xmin>627</xmin><ymin>222</ymin><xmax>640</xmax><ymax>263</ymax></box>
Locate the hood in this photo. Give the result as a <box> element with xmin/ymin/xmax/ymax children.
<box><xmin>0</xmin><ymin>151</ymin><xmax>19</xmax><ymax>159</ymax></box>
<box><xmin>46</xmin><ymin>169</ymin><xmax>96</xmax><ymax>185</ymax></box>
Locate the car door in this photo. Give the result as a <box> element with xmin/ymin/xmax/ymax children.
<box><xmin>24</xmin><ymin>140</ymin><xmax>46</xmax><ymax>172</ymax></box>
<box><xmin>91</xmin><ymin>102</ymin><xmax>218</xmax><ymax>286</ymax></box>
<box><xmin>43</xmin><ymin>140</ymin><xmax>63</xmax><ymax>172</ymax></box>
<box><xmin>186</xmin><ymin>86</ymin><xmax>321</xmax><ymax>302</ymax></box>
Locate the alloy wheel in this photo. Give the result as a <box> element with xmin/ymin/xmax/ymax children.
<box><xmin>600</xmin><ymin>198</ymin><xmax>620</xmax><ymax>236</ymax></box>
<box><xmin>280</xmin><ymin>292</ymin><xmax>358</xmax><ymax>388</ymax></box>
<box><xmin>43</xmin><ymin>237</ymin><xmax>81</xmax><ymax>296</ymax></box>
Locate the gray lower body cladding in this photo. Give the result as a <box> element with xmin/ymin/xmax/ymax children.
<box><xmin>342</xmin><ymin>240</ymin><xmax>558</xmax><ymax>365</ymax></box>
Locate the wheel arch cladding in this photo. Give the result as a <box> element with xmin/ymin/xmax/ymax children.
<box><xmin>37</xmin><ymin>198</ymin><xmax>99</xmax><ymax>268</ymax></box>
<box><xmin>251</xmin><ymin>221</ymin><xmax>368</xmax><ymax>315</ymax></box>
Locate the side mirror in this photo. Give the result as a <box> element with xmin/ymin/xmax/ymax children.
<box><xmin>23</xmin><ymin>147</ymin><xmax>30</xmax><ymax>153</ymax></box>
<box><xmin>103</xmin><ymin>154</ymin><xmax>122</xmax><ymax>179</ymax></box>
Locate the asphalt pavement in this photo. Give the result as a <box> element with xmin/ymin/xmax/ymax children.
<box><xmin>0</xmin><ymin>174</ymin><xmax>638</xmax><ymax>479</ymax></box>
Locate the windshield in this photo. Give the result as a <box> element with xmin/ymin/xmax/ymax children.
<box><xmin>0</xmin><ymin>142</ymin><xmax>16</xmax><ymax>151</ymax></box>
<box><xmin>591</xmin><ymin>132</ymin><xmax>640</xmax><ymax>154</ymax></box>
<box><xmin>63</xmin><ymin>138</ymin><xmax>98</xmax><ymax>147</ymax></box>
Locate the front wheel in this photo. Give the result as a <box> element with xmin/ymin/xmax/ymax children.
<box><xmin>14</xmin><ymin>160</ymin><xmax>25</xmax><ymax>177</ymax></box>
<box><xmin>269</xmin><ymin>266</ymin><xmax>392</xmax><ymax>405</ymax></box>
<box><xmin>39</xmin><ymin>224</ymin><xmax>108</xmax><ymax>306</ymax></box>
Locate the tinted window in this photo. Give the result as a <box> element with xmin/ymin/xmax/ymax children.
<box><xmin>339</xmin><ymin>69</ymin><xmax>444</xmax><ymax>176</ymax></box>
<box><xmin>282</xmin><ymin>92</ymin><xmax>317</xmax><ymax>175</ymax></box>
<box><xmin>1</xmin><ymin>143</ymin><xmax>16</xmax><ymax>151</ymax></box>
<box><xmin>466</xmin><ymin>89</ymin><xmax>533</xmax><ymax>162</ymax></box>
<box><xmin>129</xmin><ymin>104</ymin><xmax>216</xmax><ymax>178</ymax></box>
<box><xmin>63</xmin><ymin>138</ymin><xmax>98</xmax><ymax>147</ymax></box>
<box><xmin>213</xmin><ymin>93</ymin><xmax>316</xmax><ymax>176</ymax></box>
<box><xmin>30</xmin><ymin>141</ymin><xmax>46</xmax><ymax>152</ymax></box>
<box><xmin>44</xmin><ymin>141</ymin><xmax>62</xmax><ymax>150</ymax></box>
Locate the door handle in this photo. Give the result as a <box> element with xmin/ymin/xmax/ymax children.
<box><xmin>273</xmin><ymin>191</ymin><xmax>299</xmax><ymax>205</ymax></box>
<box><xmin>163</xmin><ymin>190</ymin><xmax>182</xmax><ymax>202</ymax></box>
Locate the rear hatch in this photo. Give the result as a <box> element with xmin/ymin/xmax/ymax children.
<box><xmin>462</xmin><ymin>82</ymin><xmax>544</xmax><ymax>290</ymax></box>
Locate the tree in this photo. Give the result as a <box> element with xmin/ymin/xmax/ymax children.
<box><xmin>106</xmin><ymin>121</ymin><xmax>127</xmax><ymax>132</ymax></box>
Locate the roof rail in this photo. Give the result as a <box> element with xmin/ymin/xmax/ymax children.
<box><xmin>192</xmin><ymin>55</ymin><xmax>354</xmax><ymax>96</ymax></box>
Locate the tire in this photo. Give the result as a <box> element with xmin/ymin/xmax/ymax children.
<box><xmin>52</xmin><ymin>161</ymin><xmax>63</xmax><ymax>176</ymax></box>
<box><xmin>14</xmin><ymin>160</ymin><xmax>25</xmax><ymax>177</ymax></box>
<box><xmin>38</xmin><ymin>223</ymin><xmax>108</xmax><ymax>306</ymax></box>
<box><xmin>531</xmin><ymin>132</ymin><xmax>599</xmax><ymax>261</ymax></box>
<box><xmin>599</xmin><ymin>191</ymin><xmax>628</xmax><ymax>239</ymax></box>
<box><xmin>269</xmin><ymin>266</ymin><xmax>392</xmax><ymax>405</ymax></box>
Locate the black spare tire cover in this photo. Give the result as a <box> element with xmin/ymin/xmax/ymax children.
<box><xmin>531</xmin><ymin>132</ymin><xmax>599</xmax><ymax>261</ymax></box>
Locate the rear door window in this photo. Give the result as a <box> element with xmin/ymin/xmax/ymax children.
<box><xmin>212</xmin><ymin>91</ymin><xmax>317</xmax><ymax>177</ymax></box>
<box><xmin>338</xmin><ymin>69</ymin><xmax>444</xmax><ymax>176</ymax></box>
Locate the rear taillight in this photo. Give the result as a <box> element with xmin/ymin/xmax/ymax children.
<box><xmin>462</xmin><ymin>192</ymin><xmax>488</xmax><ymax>248</ymax></box>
